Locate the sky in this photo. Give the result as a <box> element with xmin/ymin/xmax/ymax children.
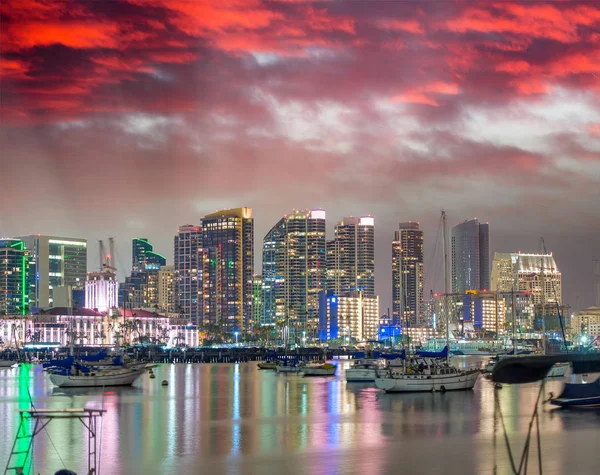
<box><xmin>1</xmin><ymin>0</ymin><xmax>599</xmax><ymax>310</ymax></box>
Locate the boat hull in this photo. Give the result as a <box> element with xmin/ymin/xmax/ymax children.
<box><xmin>375</xmin><ymin>371</ymin><xmax>480</xmax><ymax>393</ymax></box>
<box><xmin>546</xmin><ymin>363</ymin><xmax>569</xmax><ymax>378</ymax></box>
<box><xmin>300</xmin><ymin>367</ymin><xmax>336</xmax><ymax>377</ymax></box>
<box><xmin>550</xmin><ymin>396</ymin><xmax>600</xmax><ymax>407</ymax></box>
<box><xmin>346</xmin><ymin>368</ymin><xmax>377</xmax><ymax>381</ymax></box>
<box><xmin>276</xmin><ymin>365</ymin><xmax>300</xmax><ymax>373</ymax></box>
<box><xmin>0</xmin><ymin>360</ymin><xmax>18</xmax><ymax>368</ymax></box>
<box><xmin>257</xmin><ymin>363</ymin><xmax>276</xmax><ymax>370</ymax></box>
<box><xmin>49</xmin><ymin>368</ymin><xmax>146</xmax><ymax>388</ymax></box>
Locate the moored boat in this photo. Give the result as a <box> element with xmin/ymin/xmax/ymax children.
<box><xmin>48</xmin><ymin>365</ymin><xmax>147</xmax><ymax>388</ymax></box>
<box><xmin>0</xmin><ymin>359</ymin><xmax>18</xmax><ymax>368</ymax></box>
<box><xmin>300</xmin><ymin>362</ymin><xmax>336</xmax><ymax>377</ymax></box>
<box><xmin>257</xmin><ymin>361</ymin><xmax>277</xmax><ymax>370</ymax></box>
<box><xmin>550</xmin><ymin>377</ymin><xmax>600</xmax><ymax>407</ymax></box>
<box><xmin>346</xmin><ymin>359</ymin><xmax>385</xmax><ymax>382</ymax></box>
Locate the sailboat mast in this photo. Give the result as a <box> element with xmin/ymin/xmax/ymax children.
<box><xmin>540</xmin><ymin>255</ymin><xmax>546</xmax><ymax>355</ymax></box>
<box><xmin>511</xmin><ymin>287</ymin><xmax>516</xmax><ymax>353</ymax></box>
<box><xmin>441</xmin><ymin>210</ymin><xmax>449</xmax><ymax>363</ymax></box>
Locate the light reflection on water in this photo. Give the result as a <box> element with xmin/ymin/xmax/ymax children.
<box><xmin>1</xmin><ymin>358</ymin><xmax>599</xmax><ymax>475</ymax></box>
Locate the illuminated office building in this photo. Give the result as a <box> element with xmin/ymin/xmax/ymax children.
<box><xmin>132</xmin><ymin>238</ymin><xmax>166</xmax><ymax>269</ymax></box>
<box><xmin>261</xmin><ymin>218</ymin><xmax>286</xmax><ymax>326</ymax></box>
<box><xmin>327</xmin><ymin>216</ymin><xmax>375</xmax><ymax>296</ymax></box>
<box><xmin>174</xmin><ymin>225</ymin><xmax>202</xmax><ymax>324</ymax></box>
<box><xmin>392</xmin><ymin>222</ymin><xmax>424</xmax><ymax>326</ymax></box>
<box><xmin>200</xmin><ymin>208</ymin><xmax>254</xmax><ymax>331</ymax></box>
<box><xmin>158</xmin><ymin>265</ymin><xmax>176</xmax><ymax>313</ymax></box>
<box><xmin>0</xmin><ymin>239</ymin><xmax>29</xmax><ymax>315</ymax></box>
<box><xmin>17</xmin><ymin>235</ymin><xmax>87</xmax><ymax>310</ymax></box>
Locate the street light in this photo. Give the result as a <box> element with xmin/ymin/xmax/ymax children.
<box><xmin>234</xmin><ymin>331</ymin><xmax>239</xmax><ymax>347</ymax></box>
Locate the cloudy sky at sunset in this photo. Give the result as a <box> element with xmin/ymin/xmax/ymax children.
<box><xmin>1</xmin><ymin>0</ymin><xmax>599</xmax><ymax>308</ymax></box>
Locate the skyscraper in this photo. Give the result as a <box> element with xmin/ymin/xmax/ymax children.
<box><xmin>200</xmin><ymin>208</ymin><xmax>254</xmax><ymax>331</ymax></box>
<box><xmin>261</xmin><ymin>217</ymin><xmax>286</xmax><ymax>326</ymax></box>
<box><xmin>17</xmin><ymin>235</ymin><xmax>87</xmax><ymax>310</ymax></box>
<box><xmin>174</xmin><ymin>225</ymin><xmax>202</xmax><ymax>324</ymax></box>
<box><xmin>0</xmin><ymin>239</ymin><xmax>29</xmax><ymax>315</ymax></box>
<box><xmin>392</xmin><ymin>222</ymin><xmax>424</xmax><ymax>326</ymax></box>
<box><xmin>265</xmin><ymin>209</ymin><xmax>326</xmax><ymax>339</ymax></box>
<box><xmin>158</xmin><ymin>265</ymin><xmax>176</xmax><ymax>313</ymax></box>
<box><xmin>451</xmin><ymin>219</ymin><xmax>490</xmax><ymax>293</ymax></box>
<box><xmin>327</xmin><ymin>216</ymin><xmax>375</xmax><ymax>296</ymax></box>
<box><xmin>132</xmin><ymin>238</ymin><xmax>166</xmax><ymax>269</ymax></box>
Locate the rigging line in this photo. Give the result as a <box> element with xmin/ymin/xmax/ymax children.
<box><xmin>98</xmin><ymin>385</ymin><xmax>106</xmax><ymax>475</ymax></box>
<box><xmin>517</xmin><ymin>382</ymin><xmax>545</xmax><ymax>475</ymax></box>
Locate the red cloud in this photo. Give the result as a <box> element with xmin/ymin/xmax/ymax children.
<box><xmin>377</xmin><ymin>19</ymin><xmax>424</xmax><ymax>34</ymax></box>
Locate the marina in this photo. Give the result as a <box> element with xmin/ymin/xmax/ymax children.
<box><xmin>1</xmin><ymin>357</ymin><xmax>599</xmax><ymax>474</ymax></box>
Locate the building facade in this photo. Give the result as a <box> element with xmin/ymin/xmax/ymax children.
<box><xmin>158</xmin><ymin>265</ymin><xmax>176</xmax><ymax>313</ymax></box>
<box><xmin>261</xmin><ymin>218</ymin><xmax>286</xmax><ymax>326</ymax></box>
<box><xmin>174</xmin><ymin>225</ymin><xmax>202</xmax><ymax>324</ymax></box>
<box><xmin>85</xmin><ymin>271</ymin><xmax>119</xmax><ymax>313</ymax></box>
<box><xmin>17</xmin><ymin>235</ymin><xmax>87</xmax><ymax>310</ymax></box>
<box><xmin>327</xmin><ymin>216</ymin><xmax>375</xmax><ymax>296</ymax></box>
<box><xmin>450</xmin><ymin>219</ymin><xmax>489</xmax><ymax>293</ymax></box>
<box><xmin>0</xmin><ymin>239</ymin><xmax>29</xmax><ymax>315</ymax></box>
<box><xmin>200</xmin><ymin>208</ymin><xmax>254</xmax><ymax>331</ymax></box>
<box><xmin>392</xmin><ymin>222</ymin><xmax>424</xmax><ymax>327</ymax></box>
<box><xmin>266</xmin><ymin>209</ymin><xmax>326</xmax><ymax>340</ymax></box>
<box><xmin>318</xmin><ymin>290</ymin><xmax>379</xmax><ymax>342</ymax></box>
<box><xmin>571</xmin><ymin>306</ymin><xmax>600</xmax><ymax>340</ymax></box>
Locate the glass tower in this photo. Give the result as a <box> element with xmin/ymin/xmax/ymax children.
<box><xmin>200</xmin><ymin>208</ymin><xmax>254</xmax><ymax>332</ymax></box>
<box><xmin>132</xmin><ymin>238</ymin><xmax>166</xmax><ymax>270</ymax></box>
<box><xmin>392</xmin><ymin>222</ymin><xmax>424</xmax><ymax>326</ymax></box>
<box><xmin>0</xmin><ymin>239</ymin><xmax>29</xmax><ymax>315</ymax></box>
<box><xmin>451</xmin><ymin>219</ymin><xmax>490</xmax><ymax>293</ymax></box>
<box><xmin>261</xmin><ymin>217</ymin><xmax>286</xmax><ymax>326</ymax></box>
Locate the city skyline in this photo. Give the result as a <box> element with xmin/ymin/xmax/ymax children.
<box><xmin>3</xmin><ymin>207</ymin><xmax>596</xmax><ymax>314</ymax></box>
<box><xmin>1</xmin><ymin>1</ymin><xmax>599</xmax><ymax>310</ymax></box>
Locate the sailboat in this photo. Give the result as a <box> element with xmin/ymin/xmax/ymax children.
<box><xmin>375</xmin><ymin>211</ymin><xmax>480</xmax><ymax>393</ymax></box>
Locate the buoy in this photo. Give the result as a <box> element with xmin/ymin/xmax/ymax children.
<box><xmin>161</xmin><ymin>380</ymin><xmax>168</xmax><ymax>386</ymax></box>
<box><xmin>150</xmin><ymin>374</ymin><xmax>156</xmax><ymax>379</ymax></box>
<box><xmin>494</xmin><ymin>382</ymin><xmax>502</xmax><ymax>390</ymax></box>
<box><xmin>440</xmin><ymin>385</ymin><xmax>446</xmax><ymax>393</ymax></box>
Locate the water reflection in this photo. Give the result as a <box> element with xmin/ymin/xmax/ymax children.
<box><xmin>0</xmin><ymin>361</ymin><xmax>598</xmax><ymax>474</ymax></box>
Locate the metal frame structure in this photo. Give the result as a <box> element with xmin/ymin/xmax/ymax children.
<box><xmin>4</xmin><ymin>408</ymin><xmax>105</xmax><ymax>475</ymax></box>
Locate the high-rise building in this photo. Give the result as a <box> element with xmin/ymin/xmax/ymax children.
<box><xmin>158</xmin><ymin>265</ymin><xmax>176</xmax><ymax>313</ymax></box>
<box><xmin>85</xmin><ymin>272</ymin><xmax>119</xmax><ymax>313</ymax></box>
<box><xmin>318</xmin><ymin>290</ymin><xmax>379</xmax><ymax>342</ymax></box>
<box><xmin>253</xmin><ymin>275</ymin><xmax>262</xmax><ymax>327</ymax></box>
<box><xmin>491</xmin><ymin>252</ymin><xmax>562</xmax><ymax>305</ymax></box>
<box><xmin>274</xmin><ymin>209</ymin><xmax>326</xmax><ymax>339</ymax></box>
<box><xmin>392</xmin><ymin>222</ymin><xmax>424</xmax><ymax>326</ymax></box>
<box><xmin>327</xmin><ymin>216</ymin><xmax>375</xmax><ymax>296</ymax></box>
<box><xmin>0</xmin><ymin>239</ymin><xmax>29</xmax><ymax>315</ymax></box>
<box><xmin>200</xmin><ymin>208</ymin><xmax>254</xmax><ymax>331</ymax></box>
<box><xmin>451</xmin><ymin>219</ymin><xmax>489</xmax><ymax>293</ymax></box>
<box><xmin>17</xmin><ymin>235</ymin><xmax>87</xmax><ymax>310</ymax></box>
<box><xmin>132</xmin><ymin>238</ymin><xmax>167</xmax><ymax>270</ymax></box>
<box><xmin>261</xmin><ymin>218</ymin><xmax>286</xmax><ymax>326</ymax></box>
<box><xmin>174</xmin><ymin>225</ymin><xmax>202</xmax><ymax>324</ymax></box>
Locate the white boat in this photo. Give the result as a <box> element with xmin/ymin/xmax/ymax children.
<box><xmin>275</xmin><ymin>361</ymin><xmax>301</xmax><ymax>373</ymax></box>
<box><xmin>48</xmin><ymin>365</ymin><xmax>148</xmax><ymax>388</ymax></box>
<box><xmin>300</xmin><ymin>362</ymin><xmax>336</xmax><ymax>377</ymax></box>
<box><xmin>375</xmin><ymin>366</ymin><xmax>480</xmax><ymax>393</ymax></box>
<box><xmin>0</xmin><ymin>360</ymin><xmax>18</xmax><ymax>368</ymax></box>
<box><xmin>346</xmin><ymin>359</ymin><xmax>385</xmax><ymax>382</ymax></box>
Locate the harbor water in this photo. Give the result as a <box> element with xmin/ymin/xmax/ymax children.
<box><xmin>1</xmin><ymin>357</ymin><xmax>599</xmax><ymax>474</ymax></box>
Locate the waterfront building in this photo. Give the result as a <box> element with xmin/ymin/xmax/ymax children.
<box><xmin>319</xmin><ymin>290</ymin><xmax>379</xmax><ymax>342</ymax></box>
<box><xmin>392</xmin><ymin>221</ymin><xmax>424</xmax><ymax>327</ymax></box>
<box><xmin>252</xmin><ymin>275</ymin><xmax>262</xmax><ymax>328</ymax></box>
<box><xmin>0</xmin><ymin>239</ymin><xmax>29</xmax><ymax>315</ymax></box>
<box><xmin>158</xmin><ymin>265</ymin><xmax>176</xmax><ymax>313</ymax></box>
<box><xmin>17</xmin><ymin>235</ymin><xmax>87</xmax><ymax>310</ymax></box>
<box><xmin>327</xmin><ymin>216</ymin><xmax>375</xmax><ymax>296</ymax></box>
<box><xmin>462</xmin><ymin>291</ymin><xmax>506</xmax><ymax>334</ymax></box>
<box><xmin>0</xmin><ymin>307</ymin><xmax>198</xmax><ymax>348</ymax></box>
<box><xmin>266</xmin><ymin>209</ymin><xmax>326</xmax><ymax>340</ymax></box>
<box><xmin>174</xmin><ymin>225</ymin><xmax>202</xmax><ymax>324</ymax></box>
<box><xmin>261</xmin><ymin>218</ymin><xmax>286</xmax><ymax>326</ymax></box>
<box><xmin>451</xmin><ymin>219</ymin><xmax>489</xmax><ymax>293</ymax></box>
<box><xmin>200</xmin><ymin>208</ymin><xmax>254</xmax><ymax>332</ymax></box>
<box><xmin>571</xmin><ymin>306</ymin><xmax>600</xmax><ymax>340</ymax></box>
